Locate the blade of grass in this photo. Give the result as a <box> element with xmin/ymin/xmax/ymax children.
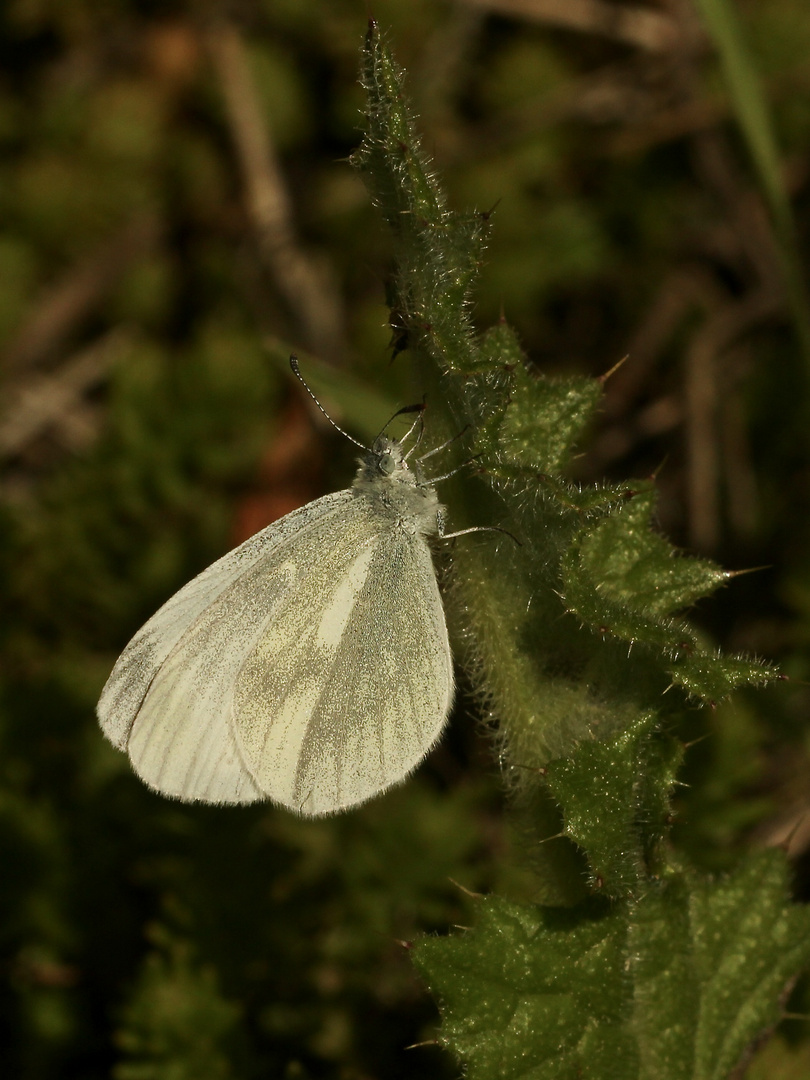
<box><xmin>693</xmin><ymin>0</ymin><xmax>810</xmax><ymax>363</ymax></box>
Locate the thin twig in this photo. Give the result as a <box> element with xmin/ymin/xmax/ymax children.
<box><xmin>0</xmin><ymin>328</ymin><xmax>131</xmax><ymax>460</ymax></box>
<box><xmin>207</xmin><ymin>22</ymin><xmax>344</xmax><ymax>360</ymax></box>
<box><xmin>589</xmin><ymin>268</ymin><xmax>723</xmax><ymax>468</ymax></box>
<box><xmin>416</xmin><ymin>7</ymin><xmax>485</xmax><ymax>148</ymax></box>
<box><xmin>608</xmin><ymin>94</ymin><xmax>727</xmax><ymax>155</ymax></box>
<box><xmin>591</xmin><ymin>265</ymin><xmax>778</xmax><ymax>550</ymax></box>
<box><xmin>756</xmin><ymin>803</ymin><xmax>810</xmax><ymax>859</ymax></box>
<box><xmin>718</xmin><ymin>343</ymin><xmax>758</xmax><ymax>538</ymax></box>
<box><xmin>461</xmin><ymin>0</ymin><xmax>683</xmax><ymax>52</ymax></box>
<box><xmin>1</xmin><ymin>214</ymin><xmax>160</xmax><ymax>376</ymax></box>
<box><xmin>691</xmin><ymin>131</ymin><xmax>784</xmax><ymax>296</ymax></box>
<box><xmin>685</xmin><ymin>289</ymin><xmax>780</xmax><ymax>550</ymax></box>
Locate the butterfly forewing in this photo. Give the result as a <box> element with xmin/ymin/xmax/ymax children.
<box><xmin>98</xmin><ymin>491</ymin><xmax>356</xmax><ymax>802</ymax></box>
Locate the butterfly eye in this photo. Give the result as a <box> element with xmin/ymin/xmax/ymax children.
<box><xmin>378</xmin><ymin>453</ymin><xmax>397</xmax><ymax>476</ymax></box>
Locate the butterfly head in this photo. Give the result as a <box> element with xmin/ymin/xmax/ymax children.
<box><xmin>356</xmin><ymin>436</ymin><xmax>416</xmax><ymax>488</ymax></box>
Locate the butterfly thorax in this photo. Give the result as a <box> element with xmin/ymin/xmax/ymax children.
<box><xmin>352</xmin><ymin>436</ymin><xmax>442</xmax><ymax>535</ymax></box>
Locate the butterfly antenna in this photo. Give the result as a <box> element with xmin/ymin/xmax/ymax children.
<box><xmin>290</xmin><ymin>355</ymin><xmax>368</xmax><ymax>450</ymax></box>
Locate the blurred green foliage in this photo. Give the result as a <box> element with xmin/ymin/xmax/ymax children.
<box><xmin>2</xmin><ymin>0</ymin><xmax>810</xmax><ymax>1077</ymax></box>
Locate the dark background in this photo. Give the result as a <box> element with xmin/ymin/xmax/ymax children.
<box><xmin>2</xmin><ymin>1</ymin><xmax>809</xmax><ymax>1076</ymax></box>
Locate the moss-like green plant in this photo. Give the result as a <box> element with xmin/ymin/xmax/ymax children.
<box><xmin>352</xmin><ymin>21</ymin><xmax>808</xmax><ymax>1076</ymax></box>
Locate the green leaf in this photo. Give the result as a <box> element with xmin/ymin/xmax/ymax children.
<box><xmin>558</xmin><ymin>487</ymin><xmax>780</xmax><ymax>704</ymax></box>
<box><xmin>496</xmin><ymin>365</ymin><xmax>604</xmax><ymax>474</ymax></box>
<box><xmin>414</xmin><ymin>851</ymin><xmax>810</xmax><ymax>1080</ymax></box>
<box><xmin>560</xmin><ymin>533</ymin><xmax>700</xmax><ymax>656</ymax></box>
<box><xmin>669</xmin><ymin>649</ymin><xmax>778</xmax><ymax>703</ymax></box>
<box><xmin>544</xmin><ymin>712</ymin><xmax>682</xmax><ymax>896</ymax></box>
<box><xmin>576</xmin><ymin>487</ymin><xmax>729</xmax><ymax>618</ymax></box>
<box><xmin>630</xmin><ymin>851</ymin><xmax>810</xmax><ymax>1079</ymax></box>
<box><xmin>415</xmin><ymin>893</ymin><xmax>634</xmax><ymax>1080</ymax></box>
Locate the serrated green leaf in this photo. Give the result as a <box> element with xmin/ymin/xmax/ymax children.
<box><xmin>415</xmin><ymin>851</ymin><xmax>810</xmax><ymax>1080</ymax></box>
<box><xmin>482</xmin><ymin>470</ymin><xmax>632</xmax><ymax>517</ymax></box>
<box><xmin>556</xmin><ymin>485</ymin><xmax>778</xmax><ymax>706</ymax></box>
<box><xmin>668</xmin><ymin>650</ymin><xmax>778</xmax><ymax>703</ymax></box>
<box><xmin>544</xmin><ymin>712</ymin><xmax>682</xmax><ymax>895</ymax></box>
<box><xmin>414</xmin><ymin>895</ymin><xmax>634</xmax><ymax>1080</ymax></box>
<box><xmin>630</xmin><ymin>850</ymin><xmax>810</xmax><ymax>1079</ymax></box>
<box><xmin>577</xmin><ymin>488</ymin><xmax>729</xmax><ymax>617</ymax></box>
<box><xmin>497</xmin><ymin>366</ymin><xmax>604</xmax><ymax>474</ymax></box>
<box><xmin>560</xmin><ymin>537</ymin><xmax>698</xmax><ymax>655</ymax></box>
<box><xmin>479</xmin><ymin>320</ymin><xmax>527</xmax><ymax>370</ymax></box>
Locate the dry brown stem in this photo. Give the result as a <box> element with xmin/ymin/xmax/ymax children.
<box><xmin>0</xmin><ymin>329</ymin><xmax>131</xmax><ymax>462</ymax></box>
<box><xmin>685</xmin><ymin>289</ymin><xmax>779</xmax><ymax>550</ymax></box>
<box><xmin>207</xmin><ymin>23</ymin><xmax>344</xmax><ymax>360</ymax></box>
<box><xmin>1</xmin><ymin>214</ymin><xmax>160</xmax><ymax>376</ymax></box>
<box><xmin>462</xmin><ymin>0</ymin><xmax>683</xmax><ymax>52</ymax></box>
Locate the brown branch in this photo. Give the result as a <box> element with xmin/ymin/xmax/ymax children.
<box><xmin>1</xmin><ymin>214</ymin><xmax>160</xmax><ymax>376</ymax></box>
<box><xmin>691</xmin><ymin>131</ymin><xmax>784</xmax><ymax>296</ymax></box>
<box><xmin>718</xmin><ymin>344</ymin><xmax>758</xmax><ymax>538</ymax></box>
<box><xmin>461</xmin><ymin>0</ymin><xmax>683</xmax><ymax>52</ymax></box>
<box><xmin>755</xmin><ymin>803</ymin><xmax>810</xmax><ymax>859</ymax></box>
<box><xmin>207</xmin><ymin>23</ymin><xmax>344</xmax><ymax>360</ymax></box>
<box><xmin>590</xmin><ymin>267</ymin><xmax>779</xmax><ymax>550</ymax></box>
<box><xmin>0</xmin><ymin>329</ymin><xmax>130</xmax><ymax>461</ymax></box>
<box><xmin>589</xmin><ymin>268</ymin><xmax>724</xmax><ymax>468</ymax></box>
<box><xmin>607</xmin><ymin>95</ymin><xmax>727</xmax><ymax>155</ymax></box>
<box><xmin>685</xmin><ymin>289</ymin><xmax>780</xmax><ymax>551</ymax></box>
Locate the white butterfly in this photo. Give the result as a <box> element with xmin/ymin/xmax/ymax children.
<box><xmin>97</xmin><ymin>362</ymin><xmax>459</xmax><ymax>816</ymax></box>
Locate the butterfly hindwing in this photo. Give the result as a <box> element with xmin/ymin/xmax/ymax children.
<box><xmin>233</xmin><ymin>519</ymin><xmax>452</xmax><ymax>815</ymax></box>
